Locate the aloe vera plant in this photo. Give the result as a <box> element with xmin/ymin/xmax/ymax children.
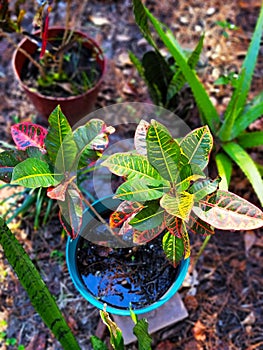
<box><xmin>102</xmin><ymin>119</ymin><xmax>263</xmax><ymax>266</ymax></box>
<box><xmin>0</xmin><ymin>105</ymin><xmax>114</xmax><ymax>238</ymax></box>
<box><xmin>132</xmin><ymin>0</ymin><xmax>263</xmax><ymax>205</ymax></box>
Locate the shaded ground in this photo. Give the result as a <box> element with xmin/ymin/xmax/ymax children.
<box><xmin>0</xmin><ymin>0</ymin><xmax>263</xmax><ymax>349</ymax></box>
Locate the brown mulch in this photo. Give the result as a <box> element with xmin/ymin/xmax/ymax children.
<box><xmin>0</xmin><ymin>1</ymin><xmax>263</xmax><ymax>349</ymax></box>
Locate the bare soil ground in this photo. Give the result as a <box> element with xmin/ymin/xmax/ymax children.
<box><xmin>0</xmin><ymin>1</ymin><xmax>263</xmax><ymax>349</ymax></box>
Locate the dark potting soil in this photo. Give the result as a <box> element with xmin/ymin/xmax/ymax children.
<box><xmin>76</xmin><ymin>215</ymin><xmax>180</xmax><ymax>310</ymax></box>
<box><xmin>21</xmin><ymin>36</ymin><xmax>102</xmax><ymax>97</ymax></box>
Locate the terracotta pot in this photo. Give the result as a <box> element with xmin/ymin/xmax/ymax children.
<box><xmin>12</xmin><ymin>27</ymin><xmax>106</xmax><ymax>126</ymax></box>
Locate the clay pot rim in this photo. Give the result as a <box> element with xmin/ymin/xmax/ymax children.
<box><xmin>12</xmin><ymin>26</ymin><xmax>106</xmax><ymax>102</ymax></box>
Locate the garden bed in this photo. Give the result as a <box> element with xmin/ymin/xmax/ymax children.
<box><xmin>0</xmin><ymin>0</ymin><xmax>263</xmax><ymax>349</ymax></box>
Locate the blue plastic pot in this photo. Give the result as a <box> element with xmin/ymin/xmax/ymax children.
<box><xmin>66</xmin><ymin>196</ymin><xmax>190</xmax><ymax>316</ymax></box>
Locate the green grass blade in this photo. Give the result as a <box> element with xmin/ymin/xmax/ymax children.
<box><xmin>0</xmin><ymin>217</ymin><xmax>80</xmax><ymax>350</ymax></box>
<box><xmin>215</xmin><ymin>152</ymin><xmax>233</xmax><ymax>190</ymax></box>
<box><xmin>237</xmin><ymin>131</ymin><xmax>263</xmax><ymax>148</ymax></box>
<box><xmin>233</xmin><ymin>4</ymin><xmax>263</xmax><ymax>115</ymax></box>
<box><xmin>231</xmin><ymin>101</ymin><xmax>263</xmax><ymax>139</ymax></box>
<box><xmin>222</xmin><ymin>142</ymin><xmax>263</xmax><ymax>205</ymax></box>
<box><xmin>143</xmin><ymin>5</ymin><xmax>220</xmax><ymax>132</ymax></box>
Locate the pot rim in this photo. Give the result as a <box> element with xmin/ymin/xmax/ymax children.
<box><xmin>12</xmin><ymin>26</ymin><xmax>106</xmax><ymax>101</ymax></box>
<box><xmin>66</xmin><ymin>196</ymin><xmax>190</xmax><ymax>316</ymax></box>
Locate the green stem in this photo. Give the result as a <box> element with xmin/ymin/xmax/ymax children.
<box><xmin>193</xmin><ymin>235</ymin><xmax>212</xmax><ymax>267</ymax></box>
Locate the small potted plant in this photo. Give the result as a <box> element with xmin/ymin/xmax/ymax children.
<box><xmin>0</xmin><ymin>105</ymin><xmax>115</xmax><ymax>237</ymax></box>
<box><xmin>66</xmin><ymin>118</ymin><xmax>263</xmax><ymax>315</ymax></box>
<box><xmin>0</xmin><ymin>0</ymin><xmax>105</xmax><ymax>125</ymax></box>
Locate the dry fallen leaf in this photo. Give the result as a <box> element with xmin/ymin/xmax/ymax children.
<box><xmin>244</xmin><ymin>230</ymin><xmax>257</xmax><ymax>256</ymax></box>
<box><xmin>89</xmin><ymin>16</ymin><xmax>110</xmax><ymax>26</ymax></box>
<box><xmin>193</xmin><ymin>320</ymin><xmax>206</xmax><ymax>342</ymax></box>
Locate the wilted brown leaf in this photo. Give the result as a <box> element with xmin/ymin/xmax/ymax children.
<box><xmin>193</xmin><ymin>320</ymin><xmax>206</xmax><ymax>342</ymax></box>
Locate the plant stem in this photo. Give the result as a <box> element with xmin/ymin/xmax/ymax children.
<box><xmin>192</xmin><ymin>234</ymin><xmax>212</xmax><ymax>268</ymax></box>
<box><xmin>0</xmin><ymin>30</ymin><xmax>46</xmax><ymax>79</ymax></box>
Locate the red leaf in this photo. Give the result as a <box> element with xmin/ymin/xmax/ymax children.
<box><xmin>109</xmin><ymin>201</ymin><xmax>141</xmax><ymax>228</ymax></box>
<box><xmin>40</xmin><ymin>6</ymin><xmax>51</xmax><ymax>58</ymax></box>
<box><xmin>11</xmin><ymin>122</ymin><xmax>47</xmax><ymax>153</ymax></box>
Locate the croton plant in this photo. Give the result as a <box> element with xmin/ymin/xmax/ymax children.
<box><xmin>0</xmin><ymin>106</ymin><xmax>114</xmax><ymax>238</ymax></box>
<box><xmin>102</xmin><ymin>119</ymin><xmax>263</xmax><ymax>266</ymax></box>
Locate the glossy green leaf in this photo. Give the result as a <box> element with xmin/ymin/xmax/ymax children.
<box><xmin>73</xmin><ymin>119</ymin><xmax>114</xmax><ymax>169</ymax></box>
<box><xmin>129</xmin><ymin>201</ymin><xmax>164</xmax><ymax>231</ymax></box>
<box><xmin>58</xmin><ymin>184</ymin><xmax>83</xmax><ymax>239</ymax></box>
<box><xmin>160</xmin><ymin>192</ymin><xmax>194</xmax><ymax>221</ymax></box>
<box><xmin>0</xmin><ymin>217</ymin><xmax>81</xmax><ymax>350</ymax></box>
<box><xmin>237</xmin><ymin>131</ymin><xmax>263</xmax><ymax>148</ymax></box>
<box><xmin>133</xmin><ymin>318</ymin><xmax>152</xmax><ymax>350</ymax></box>
<box><xmin>115</xmin><ymin>178</ymin><xmax>169</xmax><ymax>202</ymax></box>
<box><xmin>45</xmin><ymin>105</ymin><xmax>78</xmax><ymax>172</ymax></box>
<box><xmin>176</xmin><ymin>164</ymin><xmax>206</xmax><ymax>191</ymax></box>
<box><xmin>162</xmin><ymin>232</ymin><xmax>184</xmax><ymax>267</ymax></box>
<box><xmin>222</xmin><ymin>142</ymin><xmax>263</xmax><ymax>205</ymax></box>
<box><xmin>147</xmin><ymin>120</ymin><xmax>181</xmax><ymax>182</ymax></box>
<box><xmin>180</xmin><ymin>126</ymin><xmax>213</xmax><ymax>170</ymax></box>
<box><xmin>133</xmin><ymin>221</ymin><xmax>165</xmax><ymax>244</ymax></box>
<box><xmin>193</xmin><ymin>189</ymin><xmax>263</xmax><ymax>230</ymax></box>
<box><xmin>215</xmin><ymin>152</ymin><xmax>232</xmax><ymax>190</ymax></box>
<box><xmin>11</xmin><ymin>158</ymin><xmax>59</xmax><ymax>188</ymax></box>
<box><xmin>100</xmin><ymin>310</ymin><xmax>124</xmax><ymax>350</ymax></box>
<box><xmin>102</xmin><ymin>153</ymin><xmax>165</xmax><ymax>182</ymax></box>
<box><xmin>188</xmin><ymin>177</ymin><xmax>220</xmax><ymax>201</ymax></box>
<box><xmin>187</xmin><ymin>213</ymin><xmax>214</xmax><ymax>236</ymax></box>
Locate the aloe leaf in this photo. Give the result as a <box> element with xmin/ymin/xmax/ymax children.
<box><xmin>226</xmin><ymin>4</ymin><xmax>263</xmax><ymax>135</ymax></box>
<box><xmin>100</xmin><ymin>310</ymin><xmax>124</xmax><ymax>350</ymax></box>
<box><xmin>142</xmin><ymin>50</ymin><xmax>173</xmax><ymax>105</ymax></box>
<box><xmin>129</xmin><ymin>201</ymin><xmax>164</xmax><ymax>231</ymax></box>
<box><xmin>229</xmin><ymin>100</ymin><xmax>263</xmax><ymax>139</ymax></box>
<box><xmin>102</xmin><ymin>153</ymin><xmax>166</xmax><ymax>182</ymax></box>
<box><xmin>218</xmin><ymin>69</ymin><xmax>246</xmax><ymax>141</ymax></box>
<box><xmin>147</xmin><ymin>120</ymin><xmax>181</xmax><ymax>182</ymax></box>
<box><xmin>11</xmin><ymin>158</ymin><xmax>59</xmax><ymax>188</ymax></box>
<box><xmin>58</xmin><ymin>184</ymin><xmax>83</xmax><ymax>238</ymax></box>
<box><xmin>73</xmin><ymin>119</ymin><xmax>115</xmax><ymax>169</ymax></box>
<box><xmin>215</xmin><ymin>152</ymin><xmax>232</xmax><ymax>190</ymax></box>
<box><xmin>193</xmin><ymin>189</ymin><xmax>263</xmax><ymax>230</ymax></box>
<box><xmin>188</xmin><ymin>177</ymin><xmax>220</xmax><ymax>201</ymax></box>
<box><xmin>187</xmin><ymin>213</ymin><xmax>214</xmax><ymax>236</ymax></box>
<box><xmin>167</xmin><ymin>34</ymin><xmax>204</xmax><ymax>101</ymax></box>
<box><xmin>140</xmin><ymin>3</ymin><xmax>220</xmax><ymax>132</ymax></box>
<box><xmin>115</xmin><ymin>178</ymin><xmax>170</xmax><ymax>202</ymax></box>
<box><xmin>162</xmin><ymin>232</ymin><xmax>184</xmax><ymax>267</ymax></box>
<box><xmin>160</xmin><ymin>192</ymin><xmax>194</xmax><ymax>221</ymax></box>
<box><xmin>180</xmin><ymin>126</ymin><xmax>213</xmax><ymax>170</ymax></box>
<box><xmin>134</xmin><ymin>119</ymin><xmax>150</xmax><ymax>156</ymax></box>
<box><xmin>45</xmin><ymin>105</ymin><xmax>78</xmax><ymax>172</ymax></box>
<box><xmin>133</xmin><ymin>318</ymin><xmax>152</xmax><ymax>350</ymax></box>
<box><xmin>222</xmin><ymin>142</ymin><xmax>263</xmax><ymax>205</ymax></box>
<box><xmin>237</xmin><ymin>131</ymin><xmax>263</xmax><ymax>148</ymax></box>
<box><xmin>0</xmin><ymin>217</ymin><xmax>80</xmax><ymax>350</ymax></box>
<box><xmin>11</xmin><ymin>122</ymin><xmax>47</xmax><ymax>152</ymax></box>
<box><xmin>132</xmin><ymin>0</ymin><xmax>157</xmax><ymax>49</ymax></box>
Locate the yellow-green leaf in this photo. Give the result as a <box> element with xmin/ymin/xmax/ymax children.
<box><xmin>160</xmin><ymin>192</ymin><xmax>194</xmax><ymax>221</ymax></box>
